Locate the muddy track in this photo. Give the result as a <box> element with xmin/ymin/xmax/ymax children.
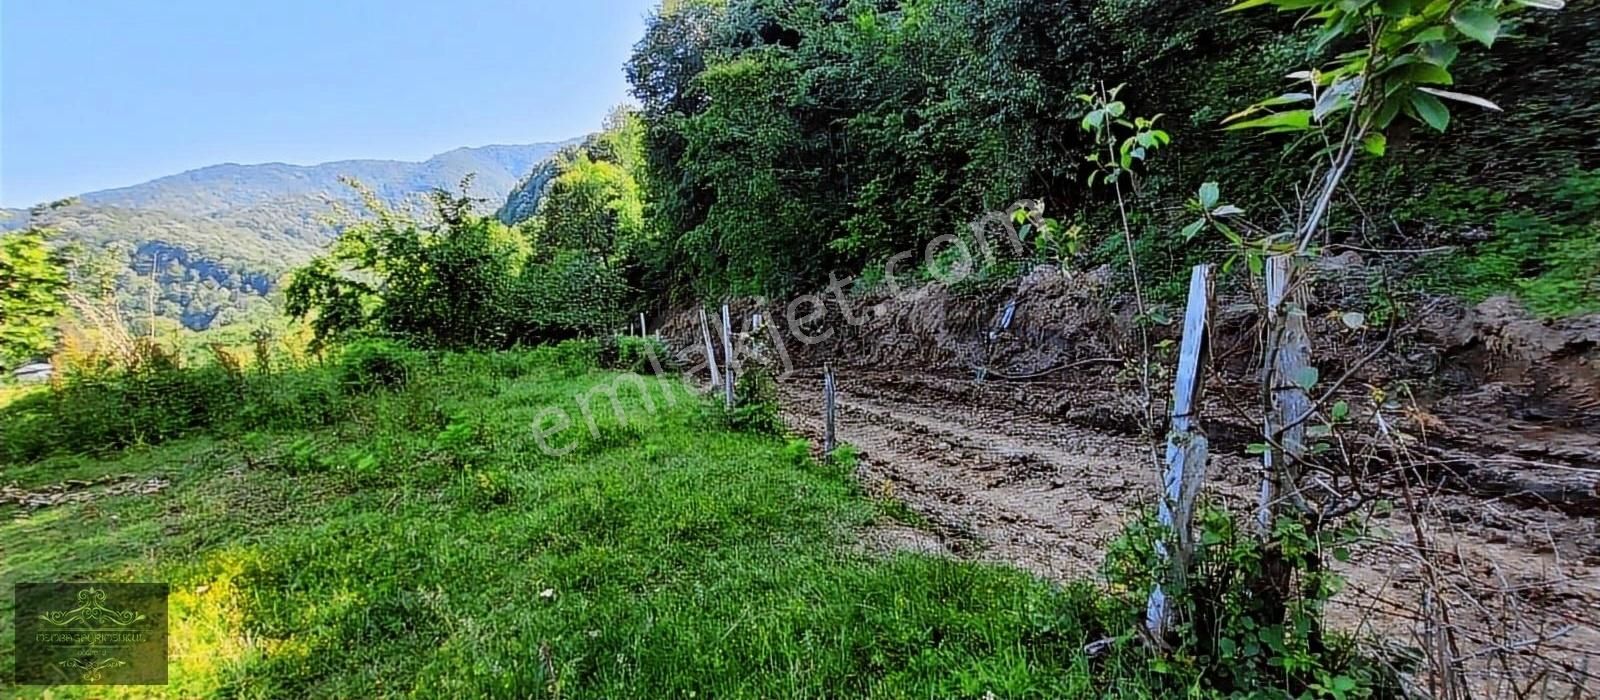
<box><xmin>773</xmin><ymin>368</ymin><xmax>1600</xmax><ymax>697</ymax></box>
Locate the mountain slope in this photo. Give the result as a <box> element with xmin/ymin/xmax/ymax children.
<box><xmin>4</xmin><ymin>141</ymin><xmax>575</xmax><ymax>331</ymax></box>
<box><xmin>77</xmin><ymin>143</ymin><xmax>572</xmax><ymax>216</ymax></box>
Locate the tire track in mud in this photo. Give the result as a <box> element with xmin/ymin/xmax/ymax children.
<box><xmin>773</xmin><ymin>369</ymin><xmax>1600</xmax><ymax>696</ymax></box>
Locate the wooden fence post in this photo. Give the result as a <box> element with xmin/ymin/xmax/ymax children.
<box><xmin>823</xmin><ymin>363</ymin><xmax>837</xmax><ymax>457</ymax></box>
<box><xmin>639</xmin><ymin>312</ymin><xmax>647</xmax><ymax>338</ymax></box>
<box><xmin>1255</xmin><ymin>254</ymin><xmax>1315</xmax><ymax>633</ymax></box>
<box><xmin>720</xmin><ymin>304</ymin><xmax>735</xmax><ymax>409</ymax></box>
<box><xmin>976</xmin><ymin>298</ymin><xmax>1019</xmax><ymax>383</ymax></box>
<box><xmin>1145</xmin><ymin>264</ymin><xmax>1215</xmax><ymax>639</ymax></box>
<box><xmin>1259</xmin><ymin>255</ymin><xmax>1312</xmax><ymax>536</ymax></box>
<box><xmin>699</xmin><ymin>307</ymin><xmax>721</xmax><ymax>392</ymax></box>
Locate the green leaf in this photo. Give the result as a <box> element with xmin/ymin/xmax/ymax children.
<box><xmin>1224</xmin><ymin>109</ymin><xmax>1312</xmax><ymax>131</ymax></box>
<box><xmin>1216</xmin><ymin>223</ymin><xmax>1242</xmax><ymax>244</ymax></box>
<box><xmin>1452</xmin><ymin>8</ymin><xmax>1500</xmax><ymax>48</ymax></box>
<box><xmin>1421</xmin><ymin>41</ymin><xmax>1461</xmax><ymax>68</ymax></box>
<box><xmin>1419</xmin><ymin>87</ymin><xmax>1502</xmax><ymax>112</ymax></box>
<box><xmin>1410</xmin><ymin>91</ymin><xmax>1451</xmax><ymax>131</ymax></box>
<box><xmin>1378</xmin><ymin>0</ymin><xmax>1412</xmax><ymax>15</ymax></box>
<box><xmin>1401</xmin><ymin>62</ymin><xmax>1454</xmax><ymax>85</ymax></box>
<box><xmin>1331</xmin><ymin>400</ymin><xmax>1350</xmax><ymax>421</ymax></box>
<box><xmin>1513</xmin><ymin>0</ymin><xmax>1564</xmax><ymax>8</ymax></box>
<box><xmin>1181</xmin><ymin>219</ymin><xmax>1207</xmax><ymax>241</ymax></box>
<box><xmin>1362</xmin><ymin>133</ymin><xmax>1387</xmax><ymax>157</ymax></box>
<box><xmin>1261</xmin><ymin>92</ymin><xmax>1315</xmax><ymax>107</ymax></box>
<box><xmin>1406</xmin><ymin>26</ymin><xmax>1449</xmax><ymax>45</ymax></box>
<box><xmin>1199</xmin><ymin>182</ymin><xmax>1220</xmax><ymax>210</ymax></box>
<box><xmin>1222</xmin><ymin>0</ymin><xmax>1324</xmax><ymax>10</ymax></box>
<box><xmin>1340</xmin><ymin>311</ymin><xmax>1367</xmax><ymax>329</ymax></box>
<box><xmin>1212</xmin><ymin>204</ymin><xmax>1245</xmax><ymax>217</ymax></box>
<box><xmin>1374</xmin><ymin>93</ymin><xmax>1406</xmax><ymax>129</ymax></box>
<box><xmin>1293</xmin><ymin>366</ymin><xmax>1320</xmax><ymax>390</ymax></box>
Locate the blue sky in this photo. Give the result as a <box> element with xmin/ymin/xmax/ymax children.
<box><xmin>0</xmin><ymin>0</ymin><xmax>655</xmax><ymax>207</ymax></box>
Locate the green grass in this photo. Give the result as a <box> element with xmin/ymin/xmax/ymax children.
<box><xmin>0</xmin><ymin>350</ymin><xmax>1151</xmax><ymax>698</ymax></box>
<box><xmin>1404</xmin><ymin>169</ymin><xmax>1600</xmax><ymax>318</ymax></box>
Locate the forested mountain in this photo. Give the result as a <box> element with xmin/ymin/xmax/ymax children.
<box><xmin>77</xmin><ymin>143</ymin><xmax>570</xmax><ymax>216</ymax></box>
<box><xmin>2</xmin><ymin>142</ymin><xmax>573</xmax><ymax>331</ymax></box>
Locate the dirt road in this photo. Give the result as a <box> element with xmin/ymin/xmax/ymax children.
<box><xmin>776</xmin><ymin>368</ymin><xmax>1600</xmax><ymax>698</ymax></box>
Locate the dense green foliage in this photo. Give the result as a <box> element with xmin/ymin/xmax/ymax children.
<box><xmin>618</xmin><ymin>0</ymin><xmax>1596</xmax><ymax>312</ymax></box>
<box><xmin>1105</xmin><ymin>507</ymin><xmax>1388</xmax><ymax>698</ymax></box>
<box><xmin>285</xmin><ymin>186</ymin><xmax>631</xmax><ymax>350</ymax></box>
<box><xmin>1410</xmin><ymin>168</ymin><xmax>1600</xmax><ymax>316</ymax></box>
<box><xmin>498</xmin><ymin>110</ymin><xmax>664</xmax><ymax>297</ymax></box>
<box><xmin>0</xmin><ymin>228</ymin><xmax>68</xmax><ymax>366</ymax></box>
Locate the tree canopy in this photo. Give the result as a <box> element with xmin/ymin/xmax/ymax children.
<box><xmin>0</xmin><ymin>228</ymin><xmax>68</xmax><ymax>366</ymax></box>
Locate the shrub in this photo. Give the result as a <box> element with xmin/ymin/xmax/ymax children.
<box><xmin>0</xmin><ymin>342</ymin><xmax>242</xmax><ymax>461</ymax></box>
<box><xmin>335</xmin><ymin>339</ymin><xmax>422</xmax><ymax>392</ymax></box>
<box><xmin>0</xmin><ymin>342</ymin><xmax>373</xmax><ymax>462</ymax></box>
<box><xmin>237</xmin><ymin>369</ymin><xmax>343</xmax><ymax>430</ymax></box>
<box><xmin>525</xmin><ymin>338</ymin><xmax>600</xmax><ymax>375</ymax></box>
<box><xmin>726</xmin><ymin>363</ymin><xmax>784</xmax><ymax>436</ymax></box>
<box><xmin>605</xmin><ymin>336</ymin><xmax>672</xmax><ymax>375</ymax></box>
<box><xmin>1102</xmin><ymin>506</ymin><xmax>1398</xmax><ymax>698</ymax></box>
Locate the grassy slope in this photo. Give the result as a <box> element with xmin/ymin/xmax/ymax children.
<box><xmin>0</xmin><ymin>354</ymin><xmax>1144</xmax><ymax>698</ymax></box>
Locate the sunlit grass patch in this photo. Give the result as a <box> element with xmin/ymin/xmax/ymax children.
<box><xmin>0</xmin><ymin>348</ymin><xmax>1146</xmax><ymax>698</ymax></box>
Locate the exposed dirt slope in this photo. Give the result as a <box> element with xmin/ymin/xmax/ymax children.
<box><xmin>774</xmin><ymin>369</ymin><xmax>1599</xmax><ymax>698</ymax></box>
<box><xmin>656</xmin><ymin>263</ymin><xmax>1600</xmax><ymax>694</ymax></box>
<box><xmin>658</xmin><ymin>261</ymin><xmax>1600</xmax><ymax>512</ymax></box>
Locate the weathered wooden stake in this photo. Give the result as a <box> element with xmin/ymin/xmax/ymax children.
<box><xmin>823</xmin><ymin>363</ymin><xmax>837</xmax><ymax>456</ymax></box>
<box><xmin>699</xmin><ymin>307</ymin><xmax>721</xmax><ymax>391</ymax></box>
<box><xmin>1259</xmin><ymin>255</ymin><xmax>1312</xmax><ymax>536</ymax></box>
<box><xmin>1146</xmin><ymin>264</ymin><xmax>1215</xmax><ymax>638</ymax></box>
<box><xmin>720</xmin><ymin>304</ymin><xmax>735</xmax><ymax>409</ymax></box>
<box><xmin>639</xmin><ymin>312</ymin><xmax>647</xmax><ymax>338</ymax></box>
<box><xmin>976</xmin><ymin>298</ymin><xmax>1019</xmax><ymax>383</ymax></box>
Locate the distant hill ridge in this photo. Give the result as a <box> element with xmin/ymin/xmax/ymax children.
<box><xmin>75</xmin><ymin>142</ymin><xmax>576</xmax><ymax>216</ymax></box>
<box><xmin>2</xmin><ymin>140</ymin><xmax>576</xmax><ymax>331</ymax></box>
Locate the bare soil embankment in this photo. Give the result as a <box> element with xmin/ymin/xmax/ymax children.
<box><xmin>656</xmin><ymin>261</ymin><xmax>1600</xmax><ymax>694</ymax></box>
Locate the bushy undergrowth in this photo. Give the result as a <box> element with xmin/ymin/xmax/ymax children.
<box><xmin>3</xmin><ymin>338</ymin><xmax>490</xmax><ymax>463</ymax></box>
<box><xmin>1409</xmin><ymin>169</ymin><xmax>1600</xmax><ymax>317</ymax></box>
<box><xmin>604</xmin><ymin>335</ymin><xmax>672</xmax><ymax>375</ymax></box>
<box><xmin>725</xmin><ymin>360</ymin><xmax>784</xmax><ymax>436</ymax></box>
<box><xmin>333</xmin><ymin>338</ymin><xmax>422</xmax><ymax>391</ymax></box>
<box><xmin>1103</xmin><ymin>507</ymin><xmax>1399</xmax><ymax>699</ymax></box>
